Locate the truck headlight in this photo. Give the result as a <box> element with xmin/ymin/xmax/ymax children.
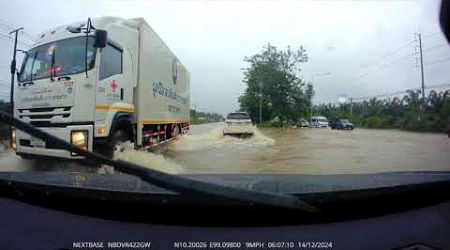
<box><xmin>71</xmin><ymin>130</ymin><xmax>88</xmax><ymax>150</ymax></box>
<box><xmin>11</xmin><ymin>128</ymin><xmax>16</xmax><ymax>150</ymax></box>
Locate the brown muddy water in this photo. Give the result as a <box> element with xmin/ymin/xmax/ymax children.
<box><xmin>1</xmin><ymin>122</ymin><xmax>449</xmax><ymax>174</ymax></box>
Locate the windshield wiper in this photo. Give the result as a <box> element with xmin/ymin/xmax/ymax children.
<box><xmin>0</xmin><ymin>111</ymin><xmax>319</xmax><ymax>212</ymax></box>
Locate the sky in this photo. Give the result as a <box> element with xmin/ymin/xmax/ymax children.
<box><xmin>0</xmin><ymin>0</ymin><xmax>449</xmax><ymax>116</ymax></box>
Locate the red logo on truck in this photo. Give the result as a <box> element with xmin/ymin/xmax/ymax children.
<box><xmin>111</xmin><ymin>80</ymin><xmax>118</xmax><ymax>92</ymax></box>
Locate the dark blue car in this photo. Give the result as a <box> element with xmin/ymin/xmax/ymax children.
<box><xmin>329</xmin><ymin>118</ymin><xmax>354</xmax><ymax>130</ymax></box>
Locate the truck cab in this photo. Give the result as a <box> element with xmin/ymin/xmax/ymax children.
<box><xmin>13</xmin><ymin>17</ymin><xmax>190</xmax><ymax>159</ymax></box>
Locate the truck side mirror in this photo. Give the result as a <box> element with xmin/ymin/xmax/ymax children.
<box><xmin>93</xmin><ymin>29</ymin><xmax>107</xmax><ymax>48</ymax></box>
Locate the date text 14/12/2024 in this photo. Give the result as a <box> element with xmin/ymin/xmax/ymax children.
<box><xmin>172</xmin><ymin>241</ymin><xmax>334</xmax><ymax>249</ymax></box>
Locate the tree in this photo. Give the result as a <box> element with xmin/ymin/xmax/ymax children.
<box><xmin>239</xmin><ymin>44</ymin><xmax>310</xmax><ymax>125</ymax></box>
<box><xmin>312</xmin><ymin>89</ymin><xmax>450</xmax><ymax>132</ymax></box>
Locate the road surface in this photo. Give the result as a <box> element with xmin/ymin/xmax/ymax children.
<box><xmin>1</xmin><ymin>122</ymin><xmax>449</xmax><ymax>174</ymax></box>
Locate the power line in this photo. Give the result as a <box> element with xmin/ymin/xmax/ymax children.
<box><xmin>0</xmin><ymin>33</ymin><xmax>30</xmax><ymax>46</ymax></box>
<box><xmin>0</xmin><ymin>19</ymin><xmax>36</xmax><ymax>40</ymax></box>
<box><xmin>0</xmin><ymin>26</ymin><xmax>36</xmax><ymax>42</ymax></box>
<box><xmin>422</xmin><ymin>43</ymin><xmax>448</xmax><ymax>52</ymax></box>
<box><xmin>350</xmin><ymin>83</ymin><xmax>450</xmax><ymax>101</ymax></box>
<box><xmin>425</xmin><ymin>57</ymin><xmax>450</xmax><ymax>66</ymax></box>
<box><xmin>0</xmin><ymin>32</ymin><xmax>34</xmax><ymax>46</ymax></box>
<box><xmin>377</xmin><ymin>53</ymin><xmax>415</xmax><ymax>69</ymax></box>
<box><xmin>354</xmin><ymin>53</ymin><xmax>415</xmax><ymax>82</ymax></box>
<box><xmin>422</xmin><ymin>31</ymin><xmax>440</xmax><ymax>39</ymax></box>
<box><xmin>359</xmin><ymin>40</ymin><xmax>415</xmax><ymax>69</ymax></box>
<box><xmin>0</xmin><ymin>26</ymin><xmax>36</xmax><ymax>43</ymax></box>
<box><xmin>0</xmin><ymin>33</ymin><xmax>31</xmax><ymax>48</ymax></box>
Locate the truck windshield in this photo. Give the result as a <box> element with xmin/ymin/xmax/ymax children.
<box><xmin>19</xmin><ymin>37</ymin><xmax>96</xmax><ymax>83</ymax></box>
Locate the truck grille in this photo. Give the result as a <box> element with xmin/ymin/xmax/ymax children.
<box><xmin>19</xmin><ymin>139</ymin><xmax>62</xmax><ymax>149</ymax></box>
<box><xmin>17</xmin><ymin>107</ymin><xmax>72</xmax><ymax>125</ymax></box>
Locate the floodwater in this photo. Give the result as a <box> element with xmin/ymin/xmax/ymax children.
<box><xmin>1</xmin><ymin>122</ymin><xmax>450</xmax><ymax>174</ymax></box>
<box><xmin>165</xmin><ymin>123</ymin><xmax>450</xmax><ymax>174</ymax></box>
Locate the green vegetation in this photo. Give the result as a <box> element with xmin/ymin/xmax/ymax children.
<box><xmin>236</xmin><ymin>43</ymin><xmax>450</xmax><ymax>132</ymax></box>
<box><xmin>238</xmin><ymin>44</ymin><xmax>313</xmax><ymax>126</ymax></box>
<box><xmin>315</xmin><ymin>89</ymin><xmax>450</xmax><ymax>132</ymax></box>
<box><xmin>190</xmin><ymin>109</ymin><xmax>223</xmax><ymax>125</ymax></box>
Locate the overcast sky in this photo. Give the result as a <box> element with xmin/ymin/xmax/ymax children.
<box><xmin>0</xmin><ymin>0</ymin><xmax>449</xmax><ymax>116</ymax></box>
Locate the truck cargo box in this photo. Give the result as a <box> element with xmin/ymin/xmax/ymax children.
<box><xmin>133</xmin><ymin>18</ymin><xmax>190</xmax><ymax>126</ymax></box>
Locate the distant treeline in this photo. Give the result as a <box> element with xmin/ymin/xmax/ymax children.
<box><xmin>315</xmin><ymin>89</ymin><xmax>450</xmax><ymax>132</ymax></box>
<box><xmin>190</xmin><ymin>109</ymin><xmax>224</xmax><ymax>124</ymax></box>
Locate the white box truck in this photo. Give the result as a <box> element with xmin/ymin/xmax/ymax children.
<box><xmin>12</xmin><ymin>17</ymin><xmax>190</xmax><ymax>159</ymax></box>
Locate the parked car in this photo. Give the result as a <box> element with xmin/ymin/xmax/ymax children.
<box><xmin>223</xmin><ymin>112</ymin><xmax>254</xmax><ymax>136</ymax></box>
<box><xmin>329</xmin><ymin>118</ymin><xmax>354</xmax><ymax>130</ymax></box>
<box><xmin>310</xmin><ymin>116</ymin><xmax>328</xmax><ymax>128</ymax></box>
<box><xmin>296</xmin><ymin>118</ymin><xmax>310</xmax><ymax>127</ymax></box>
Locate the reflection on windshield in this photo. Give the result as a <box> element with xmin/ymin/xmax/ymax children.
<box><xmin>19</xmin><ymin>37</ymin><xmax>95</xmax><ymax>82</ymax></box>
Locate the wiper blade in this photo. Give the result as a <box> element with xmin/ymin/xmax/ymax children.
<box><xmin>0</xmin><ymin>111</ymin><xmax>319</xmax><ymax>212</ymax></box>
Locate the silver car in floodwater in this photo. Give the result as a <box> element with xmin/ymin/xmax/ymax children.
<box><xmin>223</xmin><ymin>112</ymin><xmax>254</xmax><ymax>136</ymax></box>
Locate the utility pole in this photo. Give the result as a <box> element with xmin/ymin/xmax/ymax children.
<box><xmin>415</xmin><ymin>32</ymin><xmax>425</xmax><ymax>101</ymax></box>
<box><xmin>259</xmin><ymin>79</ymin><xmax>262</xmax><ymax>124</ymax></box>
<box><xmin>257</xmin><ymin>43</ymin><xmax>271</xmax><ymax>125</ymax></box>
<box><xmin>349</xmin><ymin>98</ymin><xmax>353</xmax><ymax>117</ymax></box>
<box><xmin>415</xmin><ymin>32</ymin><xmax>426</xmax><ymax>121</ymax></box>
<box><xmin>9</xmin><ymin>27</ymin><xmax>24</xmax><ymax>114</ymax></box>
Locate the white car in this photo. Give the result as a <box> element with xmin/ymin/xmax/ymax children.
<box><xmin>310</xmin><ymin>116</ymin><xmax>329</xmax><ymax>128</ymax></box>
<box><xmin>223</xmin><ymin>112</ymin><xmax>254</xmax><ymax>136</ymax></box>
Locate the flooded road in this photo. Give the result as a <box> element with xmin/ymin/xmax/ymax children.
<box><xmin>1</xmin><ymin>122</ymin><xmax>449</xmax><ymax>174</ymax></box>
<box><xmin>166</xmin><ymin>123</ymin><xmax>450</xmax><ymax>174</ymax></box>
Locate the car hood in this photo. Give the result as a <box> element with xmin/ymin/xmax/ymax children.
<box><xmin>1</xmin><ymin>171</ymin><xmax>450</xmax><ymax>194</ymax></box>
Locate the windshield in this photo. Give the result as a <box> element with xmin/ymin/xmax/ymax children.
<box><xmin>227</xmin><ymin>113</ymin><xmax>250</xmax><ymax>120</ymax></box>
<box><xmin>1</xmin><ymin>1</ymin><xmax>450</xmax><ymax>210</ymax></box>
<box><xmin>19</xmin><ymin>37</ymin><xmax>95</xmax><ymax>82</ymax></box>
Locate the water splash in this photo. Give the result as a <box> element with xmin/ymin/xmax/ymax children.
<box><xmin>220</xmin><ymin>128</ymin><xmax>276</xmax><ymax>148</ymax></box>
<box><xmin>169</xmin><ymin>126</ymin><xmax>224</xmax><ymax>152</ymax></box>
<box><xmin>169</xmin><ymin>125</ymin><xmax>275</xmax><ymax>152</ymax></box>
<box><xmin>115</xmin><ymin>147</ymin><xmax>184</xmax><ymax>174</ymax></box>
<box><xmin>0</xmin><ymin>149</ymin><xmax>36</xmax><ymax>172</ymax></box>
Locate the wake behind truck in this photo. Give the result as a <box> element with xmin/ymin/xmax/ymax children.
<box><xmin>12</xmin><ymin>17</ymin><xmax>190</xmax><ymax>159</ymax></box>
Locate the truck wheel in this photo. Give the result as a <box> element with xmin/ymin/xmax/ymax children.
<box><xmin>107</xmin><ymin>130</ymin><xmax>132</xmax><ymax>160</ymax></box>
